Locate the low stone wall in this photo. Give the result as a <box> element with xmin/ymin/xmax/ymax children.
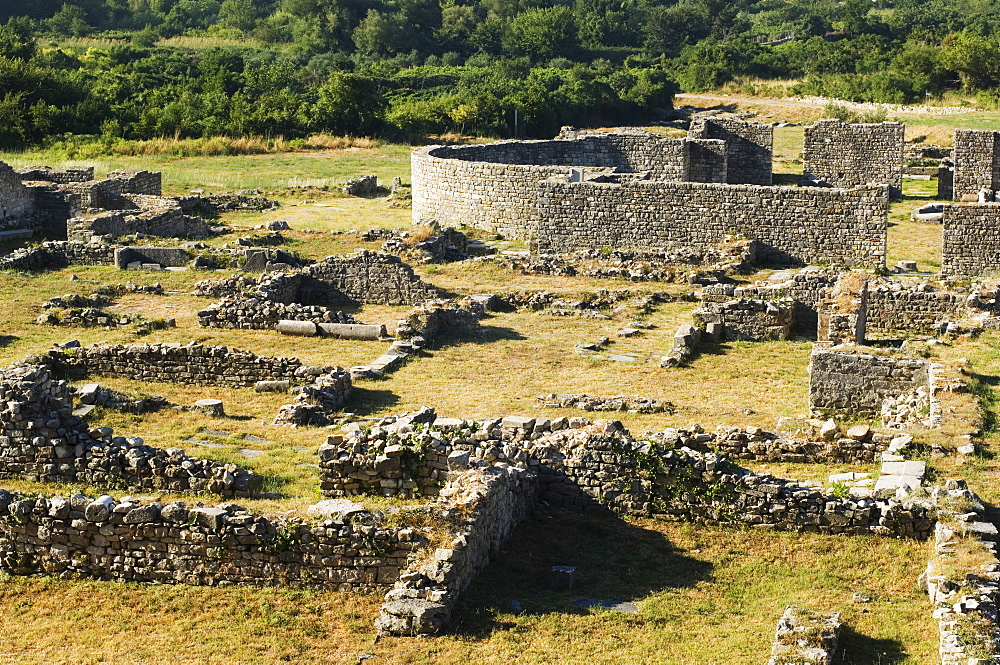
<box><xmin>304</xmin><ymin>251</ymin><xmax>441</xmax><ymax>306</ymax></box>
<box><xmin>197</xmin><ymin>297</ymin><xmax>357</xmax><ymax>330</ymax></box>
<box><xmin>0</xmin><ymin>162</ymin><xmax>37</xmax><ymax>228</ymax></box>
<box><xmin>0</xmin><ymin>241</ymin><xmax>115</xmax><ymax>271</ymax></box>
<box><xmin>320</xmin><ymin>413</ymin><xmax>934</xmax><ymax>538</ymax></box>
<box><xmin>377</xmin><ymin>464</ymin><xmax>538</xmax><ymax>635</ymax></box>
<box><xmin>395</xmin><ymin>298</ymin><xmax>484</xmax><ymax>342</ymax></box>
<box><xmin>69</xmin><ymin>206</ymin><xmax>213</xmax><ymax>241</ymax></box>
<box><xmin>924</xmin><ymin>480</ymin><xmax>1000</xmax><ymax>664</ymax></box>
<box><xmin>16</xmin><ymin>165</ymin><xmax>93</xmax><ymax>184</ymax></box>
<box><xmin>537</xmin><ymin>179</ymin><xmax>888</xmax><ymax>269</ymax></box>
<box><xmin>107</xmin><ymin>169</ymin><xmax>162</xmax><ymax>196</ymax></box>
<box><xmin>0</xmin><ymin>362</ymin><xmax>252</xmax><ymax>496</ymax></box>
<box><xmin>114</xmin><ymin>246</ymin><xmax>192</xmax><ymax>269</ymax></box>
<box><xmin>0</xmin><ymin>492</ymin><xmax>422</xmax><ymax>591</ymax></box>
<box><xmin>273</xmin><ymin>369</ymin><xmax>353</xmax><ymax>427</ymax></box>
<box><xmin>49</xmin><ymin>342</ymin><xmax>320</xmax><ymax>389</ymax></box>
<box><xmin>803</xmin><ymin>120</ymin><xmax>904</xmax><ymax>197</ymax></box>
<box><xmin>195</xmin><ymin>251</ymin><xmax>440</xmax><ymax>309</ymax></box>
<box><xmin>809</xmin><ymin>344</ymin><xmax>931</xmax><ymax>415</ymax></box>
<box><xmin>942</xmin><ymin>203</ymin><xmax>1000</xmax><ymax>277</ymax></box>
<box><xmin>693</xmin><ymin>298</ymin><xmax>793</xmax><ymax>341</ymax></box>
<box><xmin>866</xmin><ymin>282</ymin><xmax>965</xmax><ymax>338</ymax></box>
<box><xmin>702</xmin><ymin>270</ymin><xmax>841</xmax><ymax>336</ymax></box>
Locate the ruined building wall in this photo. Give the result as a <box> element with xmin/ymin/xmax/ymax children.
<box><xmin>803</xmin><ymin>120</ymin><xmax>904</xmax><ymax>197</ymax></box>
<box><xmin>536</xmin><ymin>179</ymin><xmax>887</xmax><ymax>268</ymax></box>
<box><xmin>688</xmin><ymin>116</ymin><xmax>773</xmax><ymax>185</ymax></box>
<box><xmin>412</xmin><ymin>130</ymin><xmax>714</xmax><ymax>238</ymax></box>
<box><xmin>953</xmin><ymin>129</ymin><xmax>1000</xmax><ymax>200</ymax></box>
<box><xmin>0</xmin><ymin>492</ymin><xmax>419</xmax><ymax>591</ymax></box>
<box><xmin>0</xmin><ymin>163</ymin><xmax>36</xmax><ymax>229</ymax></box>
<box><xmin>304</xmin><ymin>251</ymin><xmax>441</xmax><ymax>306</ymax></box>
<box><xmin>808</xmin><ymin>344</ymin><xmax>930</xmax><ymax>415</ymax></box>
<box><xmin>49</xmin><ymin>343</ymin><xmax>314</xmax><ymax>389</ymax></box>
<box><xmin>941</xmin><ymin>203</ymin><xmax>1000</xmax><ymax>277</ymax></box>
<box><xmin>0</xmin><ymin>363</ymin><xmax>251</xmax><ymax>496</ymax></box>
<box><xmin>865</xmin><ymin>285</ymin><xmax>965</xmax><ymax>338</ymax></box>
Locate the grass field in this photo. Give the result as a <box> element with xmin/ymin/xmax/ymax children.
<box><xmin>3</xmin><ymin>94</ymin><xmax>1000</xmax><ymax>664</ymax></box>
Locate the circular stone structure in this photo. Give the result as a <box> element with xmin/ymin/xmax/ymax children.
<box><xmin>410</xmin><ymin>128</ymin><xmax>691</xmax><ymax>239</ymax></box>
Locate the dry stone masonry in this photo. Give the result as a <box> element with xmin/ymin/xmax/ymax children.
<box><xmin>809</xmin><ymin>344</ymin><xmax>932</xmax><ymax>416</ymax></box>
<box><xmin>952</xmin><ymin>129</ymin><xmax>1000</xmax><ymax>201</ymax></box>
<box><xmin>0</xmin><ymin>362</ymin><xmax>252</xmax><ymax>496</ymax></box>
<box><xmin>942</xmin><ymin>203</ymin><xmax>1000</xmax><ymax>277</ymax></box>
<box><xmin>0</xmin><ymin>492</ymin><xmax>422</xmax><ymax>590</ymax></box>
<box><xmin>536</xmin><ymin>178</ymin><xmax>888</xmax><ymax>268</ymax></box>
<box><xmin>687</xmin><ymin>114</ymin><xmax>773</xmax><ymax>185</ymax></box>
<box><xmin>803</xmin><ymin>119</ymin><xmax>904</xmax><ymax>197</ymax></box>
<box><xmin>318</xmin><ymin>412</ymin><xmax>935</xmax><ymax>539</ymax></box>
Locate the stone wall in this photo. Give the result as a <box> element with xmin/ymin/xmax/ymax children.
<box><xmin>49</xmin><ymin>342</ymin><xmax>321</xmax><ymax>389</ymax></box>
<box><xmin>688</xmin><ymin>116</ymin><xmax>773</xmax><ymax>185</ymax></box>
<box><xmin>803</xmin><ymin>120</ymin><xmax>904</xmax><ymax>197</ymax></box>
<box><xmin>305</xmin><ymin>251</ymin><xmax>441</xmax><ymax>306</ymax></box>
<box><xmin>808</xmin><ymin>344</ymin><xmax>931</xmax><ymax>415</ymax></box>
<box><xmin>377</xmin><ymin>464</ymin><xmax>538</xmax><ymax>635</ymax></box>
<box><xmin>107</xmin><ymin>169</ymin><xmax>162</xmax><ymax>196</ymax></box>
<box><xmin>693</xmin><ymin>298</ymin><xmax>793</xmax><ymax>341</ymax></box>
<box><xmin>0</xmin><ymin>241</ymin><xmax>115</xmax><ymax>272</ymax></box>
<box><xmin>197</xmin><ymin>296</ymin><xmax>357</xmax><ymax>330</ymax></box>
<box><xmin>536</xmin><ymin>178</ymin><xmax>888</xmax><ymax>269</ymax></box>
<box><xmin>0</xmin><ymin>362</ymin><xmax>252</xmax><ymax>496</ymax></box>
<box><xmin>411</xmin><ymin>129</ymin><xmax>732</xmax><ymax>238</ymax></box>
<box><xmin>0</xmin><ymin>162</ymin><xmax>35</xmax><ymax>228</ymax></box>
<box><xmin>15</xmin><ymin>166</ymin><xmax>93</xmax><ymax>184</ymax></box>
<box><xmin>942</xmin><ymin>203</ymin><xmax>1000</xmax><ymax>277</ymax></box>
<box><xmin>953</xmin><ymin>129</ymin><xmax>1000</xmax><ymax>201</ymax></box>
<box><xmin>685</xmin><ymin>139</ymin><xmax>728</xmax><ymax>183</ymax></box>
<box><xmin>69</xmin><ymin>206</ymin><xmax>213</xmax><ymax>241</ymax></box>
<box><xmin>702</xmin><ymin>270</ymin><xmax>841</xmax><ymax>337</ymax></box>
<box><xmin>866</xmin><ymin>282</ymin><xmax>965</xmax><ymax>338</ymax></box>
<box><xmin>0</xmin><ymin>492</ymin><xmax>422</xmax><ymax>591</ymax></box>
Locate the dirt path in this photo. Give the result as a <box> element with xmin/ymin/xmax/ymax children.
<box><xmin>677</xmin><ymin>92</ymin><xmax>977</xmax><ymax>116</ymax></box>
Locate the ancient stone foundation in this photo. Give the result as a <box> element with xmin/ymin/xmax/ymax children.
<box><xmin>0</xmin><ymin>363</ymin><xmax>252</xmax><ymax>496</ymax></box>
<box><xmin>0</xmin><ymin>492</ymin><xmax>421</xmax><ymax>590</ymax></box>
<box><xmin>809</xmin><ymin>344</ymin><xmax>931</xmax><ymax>416</ymax></box>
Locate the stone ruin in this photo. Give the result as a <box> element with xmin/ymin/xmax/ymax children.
<box><xmin>7</xmin><ymin>115</ymin><xmax>1000</xmax><ymax>661</ymax></box>
<box><xmin>0</xmin><ymin>161</ymin><xmax>281</xmax><ymax>250</ymax></box>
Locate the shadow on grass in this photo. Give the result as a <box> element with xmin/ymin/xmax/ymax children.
<box><xmin>0</xmin><ymin>335</ymin><xmax>18</xmax><ymax>347</ymax></box>
<box><xmin>836</xmin><ymin>625</ymin><xmax>909</xmax><ymax>664</ymax></box>
<box><xmin>772</xmin><ymin>173</ymin><xmax>802</xmax><ymax>186</ymax></box>
<box><xmin>451</xmin><ymin>506</ymin><xmax>712</xmax><ymax>640</ymax></box>
<box><xmin>965</xmin><ymin>371</ymin><xmax>1000</xmax><ymax>441</ymax></box>
<box><xmin>345</xmin><ymin>386</ymin><xmax>400</xmax><ymax>416</ymax></box>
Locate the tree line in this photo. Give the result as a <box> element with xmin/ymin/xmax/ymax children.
<box><xmin>1</xmin><ymin>0</ymin><xmax>1000</xmax><ymax>147</ymax></box>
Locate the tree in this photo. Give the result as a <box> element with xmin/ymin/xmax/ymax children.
<box><xmin>218</xmin><ymin>0</ymin><xmax>257</xmax><ymax>32</ymax></box>
<box><xmin>0</xmin><ymin>17</ymin><xmax>35</xmax><ymax>60</ymax></box>
<box><xmin>47</xmin><ymin>4</ymin><xmax>92</xmax><ymax>37</ymax></box>
<box><xmin>501</xmin><ymin>7</ymin><xmax>578</xmax><ymax>62</ymax></box>
<box><xmin>312</xmin><ymin>72</ymin><xmax>386</xmax><ymax>135</ymax></box>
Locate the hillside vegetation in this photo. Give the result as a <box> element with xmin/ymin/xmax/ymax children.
<box><xmin>3</xmin><ymin>0</ymin><xmax>1000</xmax><ymax>149</ymax></box>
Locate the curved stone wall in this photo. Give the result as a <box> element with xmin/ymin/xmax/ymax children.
<box><xmin>411</xmin><ymin>130</ymin><xmax>696</xmax><ymax>239</ymax></box>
